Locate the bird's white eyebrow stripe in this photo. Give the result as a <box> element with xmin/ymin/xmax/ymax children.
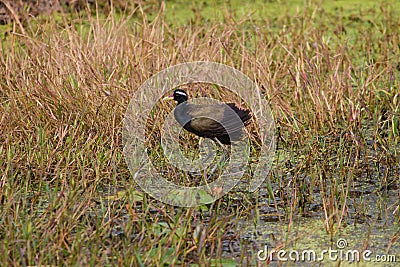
<box><xmin>175</xmin><ymin>91</ymin><xmax>187</xmax><ymax>96</ymax></box>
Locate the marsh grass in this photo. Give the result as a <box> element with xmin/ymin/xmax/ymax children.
<box><xmin>0</xmin><ymin>0</ymin><xmax>399</xmax><ymax>266</ymax></box>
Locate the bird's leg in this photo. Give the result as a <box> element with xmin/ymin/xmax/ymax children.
<box><xmin>208</xmin><ymin>157</ymin><xmax>223</xmax><ymax>176</ymax></box>
<box><xmin>214</xmin><ymin>138</ymin><xmax>228</xmax><ymax>156</ymax></box>
<box><xmin>198</xmin><ymin>136</ymin><xmax>216</xmax><ymax>164</ymax></box>
<box><xmin>198</xmin><ymin>137</ymin><xmax>210</xmax><ymax>160</ymax></box>
<box><xmin>198</xmin><ymin>136</ymin><xmax>203</xmax><ymax>148</ymax></box>
<box><xmin>207</xmin><ymin>138</ymin><xmax>228</xmax><ymax>177</ymax></box>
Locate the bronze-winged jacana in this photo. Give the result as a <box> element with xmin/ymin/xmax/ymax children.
<box><xmin>163</xmin><ymin>89</ymin><xmax>251</xmax><ymax>146</ymax></box>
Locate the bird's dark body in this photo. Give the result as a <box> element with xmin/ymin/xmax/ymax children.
<box><xmin>168</xmin><ymin>90</ymin><xmax>251</xmax><ymax>145</ymax></box>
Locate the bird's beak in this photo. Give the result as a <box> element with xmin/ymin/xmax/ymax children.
<box><xmin>163</xmin><ymin>95</ymin><xmax>174</xmax><ymax>101</ymax></box>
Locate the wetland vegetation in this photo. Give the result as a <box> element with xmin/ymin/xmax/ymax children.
<box><xmin>0</xmin><ymin>0</ymin><xmax>399</xmax><ymax>266</ymax></box>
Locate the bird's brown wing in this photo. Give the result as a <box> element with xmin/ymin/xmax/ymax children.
<box><xmin>187</xmin><ymin>103</ymin><xmax>251</xmax><ymax>136</ymax></box>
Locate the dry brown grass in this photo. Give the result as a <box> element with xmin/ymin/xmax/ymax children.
<box><xmin>0</xmin><ymin>1</ymin><xmax>399</xmax><ymax>265</ymax></box>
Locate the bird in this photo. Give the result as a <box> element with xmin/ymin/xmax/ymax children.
<box><xmin>163</xmin><ymin>89</ymin><xmax>252</xmax><ymax>146</ymax></box>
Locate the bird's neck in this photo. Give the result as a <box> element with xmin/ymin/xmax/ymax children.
<box><xmin>174</xmin><ymin>102</ymin><xmax>192</xmax><ymax>127</ymax></box>
<box><xmin>176</xmin><ymin>99</ymin><xmax>187</xmax><ymax>105</ymax></box>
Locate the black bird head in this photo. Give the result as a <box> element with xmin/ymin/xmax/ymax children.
<box><xmin>163</xmin><ymin>89</ymin><xmax>188</xmax><ymax>104</ymax></box>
